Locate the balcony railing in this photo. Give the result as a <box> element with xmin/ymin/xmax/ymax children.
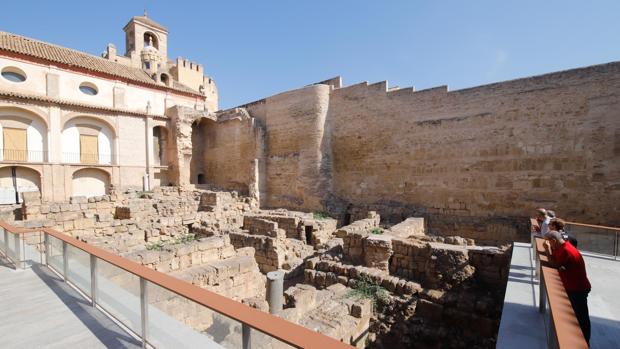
<box><xmin>62</xmin><ymin>152</ymin><xmax>114</xmax><ymax>165</ymax></box>
<box><xmin>0</xmin><ymin>221</ymin><xmax>352</xmax><ymax>349</ymax></box>
<box><xmin>0</xmin><ymin>148</ymin><xmax>47</xmax><ymax>162</ymax></box>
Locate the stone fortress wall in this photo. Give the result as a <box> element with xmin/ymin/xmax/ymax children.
<box><xmin>186</xmin><ymin>62</ymin><xmax>620</xmax><ymax>242</ymax></box>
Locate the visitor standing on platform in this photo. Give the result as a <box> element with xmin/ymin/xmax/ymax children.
<box><xmin>543</xmin><ymin>231</ymin><xmax>592</xmax><ymax>345</ymax></box>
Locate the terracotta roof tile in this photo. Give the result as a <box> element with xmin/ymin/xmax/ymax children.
<box><xmin>0</xmin><ymin>88</ymin><xmax>166</xmax><ymax>119</ymax></box>
<box><xmin>0</xmin><ymin>31</ymin><xmax>200</xmax><ymax>96</ymax></box>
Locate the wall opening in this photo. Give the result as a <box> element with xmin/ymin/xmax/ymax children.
<box><xmin>0</xmin><ymin>166</ymin><xmax>40</xmax><ymax>204</ymax></box>
<box><xmin>153</xmin><ymin>126</ymin><xmax>168</xmax><ymax>166</ymax></box>
<box><xmin>160</xmin><ymin>73</ymin><xmax>170</xmax><ymax>86</ymax></box>
<box><xmin>197</xmin><ymin>173</ymin><xmax>205</xmax><ymax>184</ymax></box>
<box><xmin>144</xmin><ymin>32</ymin><xmax>158</xmax><ymax>49</ymax></box>
<box><xmin>304</xmin><ymin>225</ymin><xmax>314</xmax><ymax>245</ymax></box>
<box><xmin>190</xmin><ymin>118</ymin><xmax>215</xmax><ymax>185</ymax></box>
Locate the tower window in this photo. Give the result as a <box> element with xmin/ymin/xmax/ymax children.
<box><xmin>143</xmin><ymin>32</ymin><xmax>158</xmax><ymax>49</ymax></box>
<box><xmin>160</xmin><ymin>74</ymin><xmax>169</xmax><ymax>86</ymax></box>
<box><xmin>144</xmin><ymin>62</ymin><xmax>151</xmax><ymax>70</ymax></box>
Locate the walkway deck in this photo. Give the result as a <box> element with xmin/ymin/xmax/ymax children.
<box><xmin>0</xmin><ymin>255</ymin><xmax>142</xmax><ymax>349</ymax></box>
<box><xmin>497</xmin><ymin>242</ymin><xmax>620</xmax><ymax>349</ymax></box>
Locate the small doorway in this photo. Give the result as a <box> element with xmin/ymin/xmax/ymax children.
<box><xmin>197</xmin><ymin>173</ymin><xmax>206</xmax><ymax>185</ymax></box>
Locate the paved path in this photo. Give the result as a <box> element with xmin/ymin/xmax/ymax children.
<box><xmin>0</xmin><ymin>255</ymin><xmax>142</xmax><ymax>349</ymax></box>
<box><xmin>497</xmin><ymin>242</ymin><xmax>620</xmax><ymax>349</ymax></box>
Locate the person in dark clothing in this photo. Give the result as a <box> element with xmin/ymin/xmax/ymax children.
<box><xmin>544</xmin><ymin>231</ymin><xmax>591</xmax><ymax>344</ymax></box>
<box><xmin>549</xmin><ymin>218</ymin><xmax>578</xmax><ymax>248</ymax></box>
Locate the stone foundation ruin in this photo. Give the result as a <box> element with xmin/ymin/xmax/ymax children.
<box><xmin>7</xmin><ymin>187</ymin><xmax>515</xmax><ymax>348</ymax></box>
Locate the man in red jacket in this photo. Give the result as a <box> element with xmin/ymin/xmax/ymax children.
<box><xmin>544</xmin><ymin>230</ymin><xmax>591</xmax><ymax>344</ymax></box>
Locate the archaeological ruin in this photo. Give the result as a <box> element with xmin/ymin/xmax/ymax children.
<box><xmin>0</xmin><ymin>12</ymin><xmax>619</xmax><ymax>349</ymax></box>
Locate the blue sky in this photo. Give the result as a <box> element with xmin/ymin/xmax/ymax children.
<box><xmin>2</xmin><ymin>1</ymin><xmax>619</xmax><ymax>109</ymax></box>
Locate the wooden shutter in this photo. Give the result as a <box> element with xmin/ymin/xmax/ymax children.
<box><xmin>3</xmin><ymin>128</ymin><xmax>27</xmax><ymax>161</ymax></box>
<box><xmin>80</xmin><ymin>134</ymin><xmax>99</xmax><ymax>164</ymax></box>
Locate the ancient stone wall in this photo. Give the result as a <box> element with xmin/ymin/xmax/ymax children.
<box><xmin>192</xmin><ymin>110</ymin><xmax>259</xmax><ymax>194</ymax></box>
<box><xmin>329</xmin><ymin>63</ymin><xmax>620</xmax><ymax>234</ymax></box>
<box><xmin>242</xmin><ymin>84</ymin><xmax>331</xmax><ymax>211</ymax></box>
<box><xmin>212</xmin><ymin>62</ymin><xmax>620</xmax><ymax>242</ymax></box>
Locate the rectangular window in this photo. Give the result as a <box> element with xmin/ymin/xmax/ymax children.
<box><xmin>3</xmin><ymin>127</ymin><xmax>27</xmax><ymax>161</ymax></box>
<box><xmin>80</xmin><ymin>134</ymin><xmax>98</xmax><ymax>164</ymax></box>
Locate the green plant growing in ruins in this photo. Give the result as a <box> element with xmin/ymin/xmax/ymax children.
<box><xmin>347</xmin><ymin>274</ymin><xmax>390</xmax><ymax>312</ymax></box>
<box><xmin>146</xmin><ymin>240</ymin><xmax>165</xmax><ymax>251</ymax></box>
<box><xmin>370</xmin><ymin>228</ymin><xmax>383</xmax><ymax>235</ymax></box>
<box><xmin>145</xmin><ymin>234</ymin><xmax>198</xmax><ymax>251</ymax></box>
<box><xmin>313</xmin><ymin>212</ymin><xmax>330</xmax><ymax>220</ymax></box>
<box><xmin>175</xmin><ymin>233</ymin><xmax>198</xmax><ymax>244</ymax></box>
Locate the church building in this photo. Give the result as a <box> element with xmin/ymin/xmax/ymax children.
<box><xmin>0</xmin><ymin>14</ymin><xmax>217</xmax><ymax>203</ymax></box>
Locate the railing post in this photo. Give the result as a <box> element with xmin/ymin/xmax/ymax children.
<box><xmin>539</xmin><ymin>274</ymin><xmax>546</xmax><ymax>313</ymax></box>
<box><xmin>14</xmin><ymin>233</ymin><xmax>22</xmax><ymax>269</ymax></box>
<box><xmin>614</xmin><ymin>231</ymin><xmax>618</xmax><ymax>260</ymax></box>
<box><xmin>140</xmin><ymin>277</ymin><xmax>148</xmax><ymax>348</ymax></box>
<box><xmin>44</xmin><ymin>232</ymin><xmax>49</xmax><ymax>266</ymax></box>
<box><xmin>2</xmin><ymin>228</ymin><xmax>7</xmax><ymax>254</ymax></box>
<box><xmin>62</xmin><ymin>241</ymin><xmax>68</xmax><ymax>281</ymax></box>
<box><xmin>242</xmin><ymin>323</ymin><xmax>252</xmax><ymax>349</ymax></box>
<box><xmin>90</xmin><ymin>255</ymin><xmax>97</xmax><ymax>307</ymax></box>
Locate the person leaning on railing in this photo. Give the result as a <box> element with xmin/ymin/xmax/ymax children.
<box><xmin>533</xmin><ymin>208</ymin><xmax>551</xmax><ymax>236</ymax></box>
<box><xmin>549</xmin><ymin>217</ymin><xmax>579</xmax><ymax>248</ymax></box>
<box><xmin>543</xmin><ymin>230</ymin><xmax>592</xmax><ymax>345</ymax></box>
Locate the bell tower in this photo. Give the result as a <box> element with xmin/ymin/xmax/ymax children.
<box><xmin>123</xmin><ymin>12</ymin><xmax>168</xmax><ymax>67</ymax></box>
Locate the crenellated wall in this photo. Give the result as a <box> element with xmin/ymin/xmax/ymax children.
<box><xmin>195</xmin><ymin>61</ymin><xmax>620</xmax><ymax>241</ymax></box>
<box><xmin>328</xmin><ymin>62</ymin><xmax>620</xmax><ymax>236</ymax></box>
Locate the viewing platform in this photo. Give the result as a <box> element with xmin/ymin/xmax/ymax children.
<box><xmin>497</xmin><ymin>221</ymin><xmax>620</xmax><ymax>349</ymax></box>
<box><xmin>0</xmin><ymin>222</ymin><xmax>353</xmax><ymax>349</ymax></box>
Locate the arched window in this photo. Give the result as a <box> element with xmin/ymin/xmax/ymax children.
<box><xmin>160</xmin><ymin>73</ymin><xmax>169</xmax><ymax>86</ymax></box>
<box><xmin>143</xmin><ymin>32</ymin><xmax>158</xmax><ymax>49</ymax></box>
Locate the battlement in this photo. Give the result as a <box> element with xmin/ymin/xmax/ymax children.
<box><xmin>176</xmin><ymin>57</ymin><xmax>204</xmax><ymax>74</ymax></box>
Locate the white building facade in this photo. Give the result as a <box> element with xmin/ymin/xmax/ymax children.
<box><xmin>0</xmin><ymin>15</ymin><xmax>218</xmax><ymax>203</ymax></box>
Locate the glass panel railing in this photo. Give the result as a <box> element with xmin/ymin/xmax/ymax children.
<box><xmin>566</xmin><ymin>224</ymin><xmax>615</xmax><ymax>255</ymax></box>
<box><xmin>66</xmin><ymin>244</ymin><xmax>91</xmax><ymax>297</ymax></box>
<box><xmin>249</xmin><ymin>330</ymin><xmax>296</xmax><ymax>349</ymax></box>
<box><xmin>0</xmin><ymin>227</ymin><xmax>5</xmax><ymax>254</ymax></box>
<box><xmin>97</xmin><ymin>258</ymin><xmax>141</xmax><ymax>335</ymax></box>
<box><xmin>47</xmin><ymin>235</ymin><xmax>64</xmax><ymax>274</ymax></box>
<box><xmin>7</xmin><ymin>229</ymin><xmax>18</xmax><ymax>262</ymax></box>
<box><xmin>146</xmin><ymin>281</ymin><xmax>241</xmax><ymax>349</ymax></box>
<box><xmin>21</xmin><ymin>232</ymin><xmax>42</xmax><ymax>268</ymax></box>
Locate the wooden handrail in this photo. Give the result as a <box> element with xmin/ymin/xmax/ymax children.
<box><xmin>565</xmin><ymin>221</ymin><xmax>620</xmax><ymax>233</ymax></box>
<box><xmin>0</xmin><ymin>221</ymin><xmax>353</xmax><ymax>349</ymax></box>
<box><xmin>535</xmin><ymin>236</ymin><xmax>589</xmax><ymax>349</ymax></box>
<box><xmin>541</xmin><ymin>266</ymin><xmax>589</xmax><ymax>349</ymax></box>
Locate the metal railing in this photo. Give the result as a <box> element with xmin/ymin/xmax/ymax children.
<box><xmin>532</xmin><ymin>236</ymin><xmax>589</xmax><ymax>349</ymax></box>
<box><xmin>565</xmin><ymin>221</ymin><xmax>619</xmax><ymax>259</ymax></box>
<box><xmin>529</xmin><ymin>218</ymin><xmax>594</xmax><ymax>348</ymax></box>
<box><xmin>0</xmin><ymin>148</ymin><xmax>48</xmax><ymax>162</ymax></box>
<box><xmin>62</xmin><ymin>152</ymin><xmax>114</xmax><ymax>165</ymax></box>
<box><xmin>0</xmin><ymin>221</ymin><xmax>352</xmax><ymax>349</ymax></box>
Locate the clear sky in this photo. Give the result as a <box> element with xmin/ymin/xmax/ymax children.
<box><xmin>1</xmin><ymin>1</ymin><xmax>619</xmax><ymax>109</ymax></box>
